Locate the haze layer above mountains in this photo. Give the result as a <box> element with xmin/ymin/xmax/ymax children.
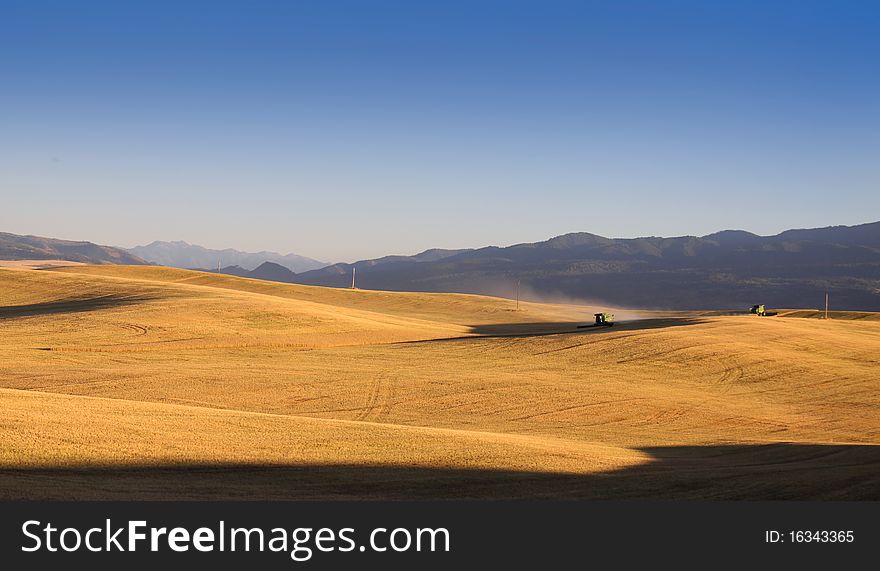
<box><xmin>2</xmin><ymin>222</ymin><xmax>879</xmax><ymax>311</ymax></box>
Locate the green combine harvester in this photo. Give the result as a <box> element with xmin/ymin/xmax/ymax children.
<box><xmin>749</xmin><ymin>304</ymin><xmax>766</xmax><ymax>316</ymax></box>
<box><xmin>578</xmin><ymin>312</ymin><xmax>615</xmax><ymax>328</ymax></box>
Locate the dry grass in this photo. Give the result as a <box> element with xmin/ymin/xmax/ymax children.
<box><xmin>1</xmin><ymin>265</ymin><xmax>878</xmax><ymax>499</ymax></box>
<box><xmin>0</xmin><ymin>259</ymin><xmax>85</xmax><ymax>269</ymax></box>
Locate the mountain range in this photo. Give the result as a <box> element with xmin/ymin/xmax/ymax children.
<box><xmin>282</xmin><ymin>222</ymin><xmax>880</xmax><ymax>311</ymax></box>
<box><xmin>4</xmin><ymin>223</ymin><xmax>879</xmax><ymax>311</ymax></box>
<box><xmin>128</xmin><ymin>241</ymin><xmax>325</xmax><ymax>273</ymax></box>
<box><xmin>0</xmin><ymin>232</ymin><xmax>145</xmax><ymax>265</ymax></box>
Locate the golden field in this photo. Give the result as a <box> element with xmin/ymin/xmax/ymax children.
<box><xmin>1</xmin><ymin>264</ymin><xmax>878</xmax><ymax>499</ymax></box>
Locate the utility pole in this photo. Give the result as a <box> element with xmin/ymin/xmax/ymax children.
<box><xmin>351</xmin><ymin>267</ymin><xmax>356</xmax><ymax>289</ymax></box>
<box><xmin>218</xmin><ymin>259</ymin><xmax>221</xmax><ymax>273</ymax></box>
<box><xmin>825</xmin><ymin>291</ymin><xmax>829</xmax><ymax>320</ymax></box>
<box><xmin>516</xmin><ymin>279</ymin><xmax>520</xmax><ymax>311</ymax></box>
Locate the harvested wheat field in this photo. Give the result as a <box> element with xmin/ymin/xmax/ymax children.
<box><xmin>1</xmin><ymin>264</ymin><xmax>878</xmax><ymax>499</ymax></box>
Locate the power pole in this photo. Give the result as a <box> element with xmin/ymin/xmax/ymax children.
<box><xmin>825</xmin><ymin>291</ymin><xmax>829</xmax><ymax>320</ymax></box>
<box><xmin>516</xmin><ymin>279</ymin><xmax>520</xmax><ymax>311</ymax></box>
<box><xmin>351</xmin><ymin>267</ymin><xmax>356</xmax><ymax>289</ymax></box>
<box><xmin>218</xmin><ymin>259</ymin><xmax>221</xmax><ymax>273</ymax></box>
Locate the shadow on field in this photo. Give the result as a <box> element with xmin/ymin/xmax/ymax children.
<box><xmin>2</xmin><ymin>443</ymin><xmax>878</xmax><ymax>500</ymax></box>
<box><xmin>0</xmin><ymin>294</ymin><xmax>159</xmax><ymax>319</ymax></box>
<box><xmin>464</xmin><ymin>317</ymin><xmax>705</xmax><ymax>338</ymax></box>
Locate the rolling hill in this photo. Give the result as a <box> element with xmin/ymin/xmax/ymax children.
<box><xmin>0</xmin><ymin>232</ymin><xmax>146</xmax><ymax>265</ymax></box>
<box><xmin>290</xmin><ymin>221</ymin><xmax>880</xmax><ymax>311</ymax></box>
<box><xmin>0</xmin><ymin>264</ymin><xmax>877</xmax><ymax>499</ymax></box>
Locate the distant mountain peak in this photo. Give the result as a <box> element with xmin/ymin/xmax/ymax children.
<box><xmin>543</xmin><ymin>232</ymin><xmax>611</xmax><ymax>248</ymax></box>
<box><xmin>253</xmin><ymin>260</ymin><xmax>289</xmax><ymax>271</ymax></box>
<box><xmin>128</xmin><ymin>241</ymin><xmax>326</xmax><ymax>273</ymax></box>
<box><xmin>704</xmin><ymin>229</ymin><xmax>759</xmax><ymax>238</ymax></box>
<box><xmin>0</xmin><ymin>232</ymin><xmax>146</xmax><ymax>265</ymax></box>
<box><xmin>238</xmin><ymin>260</ymin><xmax>297</xmax><ymax>282</ymax></box>
<box><xmin>703</xmin><ymin>229</ymin><xmax>762</xmax><ymax>245</ymax></box>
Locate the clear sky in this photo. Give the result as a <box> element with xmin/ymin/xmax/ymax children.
<box><xmin>2</xmin><ymin>0</ymin><xmax>878</xmax><ymax>262</ymax></box>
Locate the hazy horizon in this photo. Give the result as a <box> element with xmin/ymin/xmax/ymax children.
<box><xmin>3</xmin><ymin>1</ymin><xmax>879</xmax><ymax>262</ymax></box>
<box><xmin>5</xmin><ymin>217</ymin><xmax>880</xmax><ymax>265</ymax></box>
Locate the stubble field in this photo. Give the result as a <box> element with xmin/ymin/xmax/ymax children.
<box><xmin>1</xmin><ymin>265</ymin><xmax>878</xmax><ymax>499</ymax></box>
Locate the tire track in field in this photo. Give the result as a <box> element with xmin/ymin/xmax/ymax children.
<box><xmin>119</xmin><ymin>323</ymin><xmax>149</xmax><ymax>336</ymax></box>
<box><xmin>638</xmin><ymin>349</ymin><xmax>745</xmax><ymax>428</ymax></box>
<box><xmin>510</xmin><ymin>397</ymin><xmax>650</xmax><ymax>421</ymax></box>
<box><xmin>354</xmin><ymin>373</ymin><xmax>396</xmax><ymax>423</ymax></box>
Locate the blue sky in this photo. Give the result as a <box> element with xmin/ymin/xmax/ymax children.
<box><xmin>2</xmin><ymin>0</ymin><xmax>878</xmax><ymax>261</ymax></box>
